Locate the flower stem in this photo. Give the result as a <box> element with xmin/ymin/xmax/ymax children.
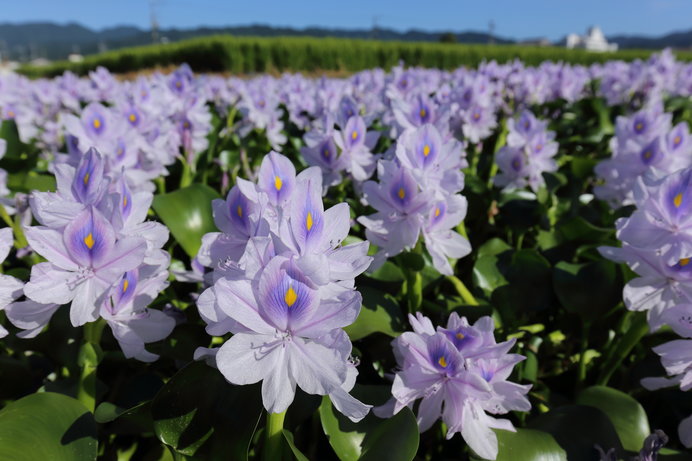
<box><xmin>179</xmin><ymin>157</ymin><xmax>193</xmax><ymax>188</ymax></box>
<box><xmin>405</xmin><ymin>268</ymin><xmax>423</xmax><ymax>312</ymax></box>
<box><xmin>597</xmin><ymin>313</ymin><xmax>649</xmax><ymax>386</ymax></box>
<box><xmin>446</xmin><ymin>275</ymin><xmax>479</xmax><ymax>306</ymax></box>
<box><xmin>77</xmin><ymin>319</ymin><xmax>105</xmax><ymax>413</ymax></box>
<box><xmin>576</xmin><ymin>322</ymin><xmax>591</xmax><ymax>391</ymax></box>
<box><xmin>264</xmin><ymin>410</ymin><xmax>286</xmax><ymax>461</ymax></box>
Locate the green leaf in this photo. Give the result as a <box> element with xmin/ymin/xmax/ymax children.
<box><xmin>557</xmin><ymin>216</ymin><xmax>613</xmax><ymax>244</ymax></box>
<box><xmin>152</xmin><ymin>183</ymin><xmax>220</xmax><ymax>257</ymax></box>
<box><xmin>553</xmin><ymin>260</ymin><xmax>622</xmax><ymax>320</ymax></box>
<box><xmin>7</xmin><ymin>172</ymin><xmax>56</xmax><ymax>193</ymax></box>
<box><xmin>495</xmin><ymin>428</ymin><xmax>567</xmax><ymax>461</ymax></box>
<box><xmin>319</xmin><ymin>386</ymin><xmax>419</xmax><ymax>461</ymax></box>
<box><xmin>0</xmin><ymin>120</ymin><xmax>24</xmax><ymax>159</ymax></box>
<box><xmin>344</xmin><ymin>286</ymin><xmax>405</xmax><ymax>341</ymax></box>
<box><xmin>529</xmin><ymin>405</ymin><xmax>623</xmax><ymax>461</ymax></box>
<box><xmin>367</xmin><ymin>261</ymin><xmax>405</xmax><ymax>282</ymax></box>
<box><xmin>576</xmin><ymin>386</ymin><xmax>650</xmax><ymax>452</ymax></box>
<box><xmin>282</xmin><ymin>430</ymin><xmax>310</xmax><ymax>461</ymax></box>
<box><xmin>151</xmin><ymin>361</ymin><xmax>262</xmax><ymax>458</ymax></box>
<box><xmin>0</xmin><ymin>392</ymin><xmax>97</xmax><ymax>461</ymax></box>
<box><xmin>492</xmin><ymin>249</ymin><xmax>554</xmax><ymax>314</ymax></box>
<box><xmin>472</xmin><ymin>239</ymin><xmax>511</xmax><ymax>295</ymax></box>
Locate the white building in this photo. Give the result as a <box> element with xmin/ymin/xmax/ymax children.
<box><xmin>566</xmin><ymin>26</ymin><xmax>618</xmax><ymax>52</ymax></box>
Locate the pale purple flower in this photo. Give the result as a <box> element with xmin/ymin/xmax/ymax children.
<box><xmin>23</xmin><ymin>206</ymin><xmax>147</xmax><ymax>326</ymax></box>
<box><xmin>377</xmin><ymin>313</ymin><xmax>530</xmax><ymax>460</ymax></box>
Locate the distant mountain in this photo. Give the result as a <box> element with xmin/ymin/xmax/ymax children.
<box><xmin>609</xmin><ymin>29</ymin><xmax>692</xmax><ymax>49</ymax></box>
<box><xmin>0</xmin><ymin>22</ymin><xmax>689</xmax><ymax>62</ymax></box>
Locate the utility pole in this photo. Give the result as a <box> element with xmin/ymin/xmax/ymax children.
<box><xmin>372</xmin><ymin>15</ymin><xmax>381</xmax><ymax>40</ymax></box>
<box><xmin>488</xmin><ymin>20</ymin><xmax>495</xmax><ymax>45</ymax></box>
<box><xmin>150</xmin><ymin>0</ymin><xmax>160</xmax><ymax>44</ymax></box>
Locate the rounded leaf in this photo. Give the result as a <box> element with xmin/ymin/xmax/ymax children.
<box><xmin>495</xmin><ymin>428</ymin><xmax>567</xmax><ymax>461</ymax></box>
<box><xmin>576</xmin><ymin>385</ymin><xmax>650</xmax><ymax>452</ymax></box>
<box><xmin>0</xmin><ymin>392</ymin><xmax>97</xmax><ymax>461</ymax></box>
<box><xmin>319</xmin><ymin>386</ymin><xmax>419</xmax><ymax>461</ymax></box>
<box><xmin>152</xmin><ymin>183</ymin><xmax>220</xmax><ymax>257</ymax></box>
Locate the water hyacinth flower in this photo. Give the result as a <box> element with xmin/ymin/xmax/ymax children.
<box><xmin>213</xmin><ymin>254</ymin><xmax>369</xmax><ymax>420</ymax></box>
<box><xmin>23</xmin><ymin>206</ymin><xmax>147</xmax><ymax>326</ymax></box>
<box><xmin>376</xmin><ymin>313</ymin><xmax>531</xmax><ymax>460</ymax></box>
<box><xmin>333</xmin><ymin>115</ymin><xmax>380</xmax><ymax>182</ymax></box>
<box><xmin>616</xmin><ymin>168</ymin><xmax>692</xmax><ymax>266</ymax></box>
<box><xmin>196</xmin><ymin>151</ymin><xmax>372</xmax><ymax>421</ymax></box>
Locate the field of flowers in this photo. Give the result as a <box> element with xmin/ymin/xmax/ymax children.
<box><xmin>0</xmin><ymin>49</ymin><xmax>691</xmax><ymax>461</ymax></box>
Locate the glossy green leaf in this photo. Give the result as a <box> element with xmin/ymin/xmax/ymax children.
<box><xmin>529</xmin><ymin>405</ymin><xmax>623</xmax><ymax>461</ymax></box>
<box><xmin>152</xmin><ymin>183</ymin><xmax>220</xmax><ymax>257</ymax></box>
<box><xmin>319</xmin><ymin>386</ymin><xmax>419</xmax><ymax>461</ymax></box>
<box><xmin>0</xmin><ymin>392</ymin><xmax>97</xmax><ymax>461</ymax></box>
<box><xmin>472</xmin><ymin>239</ymin><xmax>512</xmax><ymax>295</ymax></box>
<box><xmin>553</xmin><ymin>260</ymin><xmax>621</xmax><ymax>320</ymax></box>
<box><xmin>344</xmin><ymin>286</ymin><xmax>405</xmax><ymax>341</ymax></box>
<box><xmin>576</xmin><ymin>386</ymin><xmax>650</xmax><ymax>452</ymax></box>
<box><xmin>151</xmin><ymin>361</ymin><xmax>262</xmax><ymax>458</ymax></box>
<box><xmin>495</xmin><ymin>428</ymin><xmax>567</xmax><ymax>461</ymax></box>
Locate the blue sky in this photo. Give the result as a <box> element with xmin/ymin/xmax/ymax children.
<box><xmin>2</xmin><ymin>0</ymin><xmax>691</xmax><ymax>40</ymax></box>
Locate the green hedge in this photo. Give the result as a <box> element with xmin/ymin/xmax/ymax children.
<box><xmin>18</xmin><ymin>35</ymin><xmax>692</xmax><ymax>77</ymax></box>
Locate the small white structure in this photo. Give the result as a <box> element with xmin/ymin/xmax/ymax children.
<box><xmin>566</xmin><ymin>26</ymin><xmax>618</xmax><ymax>52</ymax></box>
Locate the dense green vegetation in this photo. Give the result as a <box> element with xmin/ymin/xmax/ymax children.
<box><xmin>19</xmin><ymin>34</ymin><xmax>692</xmax><ymax>77</ymax></box>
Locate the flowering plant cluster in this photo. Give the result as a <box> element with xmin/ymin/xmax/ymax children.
<box><xmin>8</xmin><ymin>148</ymin><xmax>174</xmax><ymax>361</ymax></box>
<box><xmin>494</xmin><ymin>110</ymin><xmax>559</xmax><ymax>192</ymax></box>
<box><xmin>601</xmin><ymin>166</ymin><xmax>692</xmax><ymax>447</ymax></box>
<box><xmin>358</xmin><ymin>123</ymin><xmax>471</xmax><ymax>275</ymax></box>
<box><xmin>595</xmin><ymin>101</ymin><xmax>691</xmax><ymax>207</ymax></box>
<box><xmin>196</xmin><ymin>151</ymin><xmax>372</xmax><ymax>420</ymax></box>
<box><xmin>376</xmin><ymin>312</ymin><xmax>530</xmax><ymax>460</ymax></box>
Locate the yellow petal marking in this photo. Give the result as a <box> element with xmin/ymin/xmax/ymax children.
<box><xmin>93</xmin><ymin>118</ymin><xmax>102</xmax><ymax>130</ymax></box>
<box><xmin>122</xmin><ymin>279</ymin><xmax>129</xmax><ymax>293</ymax></box>
<box><xmin>438</xmin><ymin>356</ymin><xmax>448</xmax><ymax>368</ymax></box>
<box><xmin>680</xmin><ymin>258</ymin><xmax>691</xmax><ymax>267</ymax></box>
<box><xmin>420</xmin><ymin>108</ymin><xmax>427</xmax><ymax>118</ymax></box>
<box><xmin>423</xmin><ymin>144</ymin><xmax>431</xmax><ymax>157</ymax></box>
<box><xmin>635</xmin><ymin>122</ymin><xmax>643</xmax><ymax>132</ymax></box>
<box><xmin>306</xmin><ymin>212</ymin><xmax>313</xmax><ymax>231</ymax></box>
<box><xmin>237</xmin><ymin>205</ymin><xmax>243</xmax><ymax>218</ymax></box>
<box><xmin>674</xmin><ymin>193</ymin><xmax>684</xmax><ymax>208</ymax></box>
<box><xmin>434</xmin><ymin>207</ymin><xmax>441</xmax><ymax>217</ymax></box>
<box><xmin>674</xmin><ymin>136</ymin><xmax>682</xmax><ymax>146</ymax></box>
<box><xmin>123</xmin><ymin>196</ymin><xmax>128</xmax><ymax>208</ymax></box>
<box><xmin>84</xmin><ymin>232</ymin><xmax>95</xmax><ymax>250</ymax></box>
<box><xmin>83</xmin><ymin>172</ymin><xmax>90</xmax><ymax>185</ymax></box>
<box><xmin>274</xmin><ymin>175</ymin><xmax>283</xmax><ymax>191</ymax></box>
<box><xmin>285</xmin><ymin>286</ymin><xmax>297</xmax><ymax>307</ymax></box>
<box><xmin>398</xmin><ymin>187</ymin><xmax>405</xmax><ymax>199</ymax></box>
<box><xmin>456</xmin><ymin>332</ymin><xmax>464</xmax><ymax>339</ymax></box>
<box><xmin>351</xmin><ymin>130</ymin><xmax>359</xmax><ymax>141</ymax></box>
<box><xmin>128</xmin><ymin>113</ymin><xmax>137</xmax><ymax>123</ymax></box>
